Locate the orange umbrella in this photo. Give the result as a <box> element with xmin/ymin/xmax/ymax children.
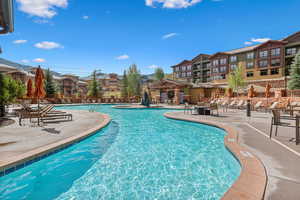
<box><xmin>265</xmin><ymin>83</ymin><xmax>271</xmax><ymax>98</ymax></box>
<box><xmin>248</xmin><ymin>85</ymin><xmax>255</xmax><ymax>98</ymax></box>
<box><xmin>34</xmin><ymin>66</ymin><xmax>46</xmax><ymax>108</ymax></box>
<box><xmin>227</xmin><ymin>88</ymin><xmax>233</xmax><ymax>98</ymax></box>
<box><xmin>26</xmin><ymin>79</ymin><xmax>33</xmax><ymax>98</ymax></box>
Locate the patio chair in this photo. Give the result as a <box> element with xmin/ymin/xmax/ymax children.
<box><xmin>270</xmin><ymin>109</ymin><xmax>296</xmax><ymax>138</ymax></box>
<box><xmin>210</xmin><ymin>103</ymin><xmax>219</xmax><ymax>116</ymax></box>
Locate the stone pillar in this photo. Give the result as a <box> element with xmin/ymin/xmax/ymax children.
<box><xmin>174</xmin><ymin>88</ymin><xmax>180</xmax><ymax>105</ymax></box>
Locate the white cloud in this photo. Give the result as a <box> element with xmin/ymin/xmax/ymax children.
<box><xmin>116</xmin><ymin>54</ymin><xmax>129</xmax><ymax>60</ymax></box>
<box><xmin>146</xmin><ymin>0</ymin><xmax>202</xmax><ymax>9</ymax></box>
<box><xmin>16</xmin><ymin>0</ymin><xmax>68</xmax><ymax>18</ymax></box>
<box><xmin>33</xmin><ymin>58</ymin><xmax>46</xmax><ymax>63</ymax></box>
<box><xmin>251</xmin><ymin>38</ymin><xmax>271</xmax><ymax>43</ymax></box>
<box><xmin>82</xmin><ymin>15</ymin><xmax>89</xmax><ymax>20</ymax></box>
<box><xmin>35</xmin><ymin>41</ymin><xmax>63</xmax><ymax>49</ymax></box>
<box><xmin>148</xmin><ymin>64</ymin><xmax>159</xmax><ymax>69</ymax></box>
<box><xmin>162</xmin><ymin>33</ymin><xmax>178</xmax><ymax>39</ymax></box>
<box><xmin>244</xmin><ymin>41</ymin><xmax>252</xmax><ymax>45</ymax></box>
<box><xmin>13</xmin><ymin>39</ymin><xmax>27</xmax><ymax>44</ymax></box>
<box><xmin>244</xmin><ymin>37</ymin><xmax>271</xmax><ymax>46</ymax></box>
<box><xmin>21</xmin><ymin>59</ymin><xmax>30</xmax><ymax>63</ymax></box>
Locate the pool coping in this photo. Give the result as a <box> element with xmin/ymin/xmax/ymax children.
<box><xmin>0</xmin><ymin>113</ymin><xmax>111</xmax><ymax>176</ymax></box>
<box><xmin>164</xmin><ymin>112</ymin><xmax>267</xmax><ymax>200</ymax></box>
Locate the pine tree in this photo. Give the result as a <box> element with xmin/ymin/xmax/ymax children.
<box><xmin>44</xmin><ymin>69</ymin><xmax>56</xmax><ymax>98</ymax></box>
<box><xmin>121</xmin><ymin>70</ymin><xmax>128</xmax><ymax>98</ymax></box>
<box><xmin>154</xmin><ymin>67</ymin><xmax>165</xmax><ymax>81</ymax></box>
<box><xmin>288</xmin><ymin>53</ymin><xmax>300</xmax><ymax>90</ymax></box>
<box><xmin>88</xmin><ymin>70</ymin><xmax>99</xmax><ymax>98</ymax></box>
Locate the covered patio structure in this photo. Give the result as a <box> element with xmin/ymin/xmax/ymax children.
<box><xmin>149</xmin><ymin>79</ymin><xmax>191</xmax><ymax>105</ymax></box>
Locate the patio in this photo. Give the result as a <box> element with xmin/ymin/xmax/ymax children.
<box><xmin>166</xmin><ymin>109</ymin><xmax>300</xmax><ymax>200</ymax></box>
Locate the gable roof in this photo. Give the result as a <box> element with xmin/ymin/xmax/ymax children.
<box><xmin>282</xmin><ymin>30</ymin><xmax>300</xmax><ymax>42</ymax></box>
<box><xmin>171</xmin><ymin>60</ymin><xmax>192</xmax><ymax>68</ymax></box>
<box><xmin>191</xmin><ymin>53</ymin><xmax>210</xmax><ymax>63</ymax></box>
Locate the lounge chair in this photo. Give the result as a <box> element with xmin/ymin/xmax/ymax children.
<box><xmin>228</xmin><ymin>100</ymin><xmax>237</xmax><ymax>109</ymax></box>
<box><xmin>235</xmin><ymin>100</ymin><xmax>244</xmax><ymax>109</ymax></box>
<box><xmin>18</xmin><ymin>105</ymin><xmax>72</xmax><ymax>126</ymax></box>
<box><xmin>254</xmin><ymin>101</ymin><xmax>263</xmax><ymax>111</ymax></box>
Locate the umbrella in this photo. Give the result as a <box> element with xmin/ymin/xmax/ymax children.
<box><xmin>227</xmin><ymin>88</ymin><xmax>233</xmax><ymax>98</ymax></box>
<box><xmin>248</xmin><ymin>85</ymin><xmax>255</xmax><ymax>98</ymax></box>
<box><xmin>26</xmin><ymin>79</ymin><xmax>33</xmax><ymax>98</ymax></box>
<box><xmin>265</xmin><ymin>83</ymin><xmax>272</xmax><ymax>98</ymax></box>
<box><xmin>34</xmin><ymin>66</ymin><xmax>45</xmax><ymax>109</ymax></box>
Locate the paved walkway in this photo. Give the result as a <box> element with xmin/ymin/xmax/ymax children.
<box><xmin>166</xmin><ymin>110</ymin><xmax>300</xmax><ymax>200</ymax></box>
<box><xmin>0</xmin><ymin>110</ymin><xmax>104</xmax><ymax>163</ymax></box>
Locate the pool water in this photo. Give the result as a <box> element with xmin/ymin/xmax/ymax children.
<box><xmin>0</xmin><ymin>105</ymin><xmax>241</xmax><ymax>200</ymax></box>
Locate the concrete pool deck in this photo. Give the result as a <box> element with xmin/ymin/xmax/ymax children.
<box><xmin>164</xmin><ymin>110</ymin><xmax>300</xmax><ymax>200</ymax></box>
<box><xmin>0</xmin><ymin>109</ymin><xmax>111</xmax><ymax>172</ymax></box>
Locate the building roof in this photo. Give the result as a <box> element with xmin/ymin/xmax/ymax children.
<box><xmin>171</xmin><ymin>60</ymin><xmax>192</xmax><ymax>68</ymax></box>
<box><xmin>0</xmin><ymin>0</ymin><xmax>14</xmax><ymax>34</ymax></box>
<box><xmin>191</xmin><ymin>53</ymin><xmax>210</xmax><ymax>63</ymax></box>
<box><xmin>225</xmin><ymin>44</ymin><xmax>260</xmax><ymax>54</ymax></box>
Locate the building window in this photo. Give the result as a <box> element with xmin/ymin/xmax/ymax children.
<box><xmin>286</xmin><ymin>48</ymin><xmax>297</xmax><ymax>56</ymax></box>
<box><xmin>270</xmin><ymin>68</ymin><xmax>279</xmax><ymax>75</ymax></box>
<box><xmin>213</xmin><ymin>60</ymin><xmax>219</xmax><ymax>66</ymax></box>
<box><xmin>271</xmin><ymin>59</ymin><xmax>281</xmax><ymax>67</ymax></box>
<box><xmin>221</xmin><ymin>74</ymin><xmax>226</xmax><ymax>79</ymax></box>
<box><xmin>187</xmin><ymin>65</ymin><xmax>192</xmax><ymax>70</ymax></box>
<box><xmin>246</xmin><ymin>62</ymin><xmax>254</xmax><ymax>69</ymax></box>
<box><xmin>271</xmin><ymin>48</ymin><xmax>281</xmax><ymax>57</ymax></box>
<box><xmin>220</xmin><ymin>58</ymin><xmax>227</xmax><ymax>65</ymax></box>
<box><xmin>182</xmin><ymin>66</ymin><xmax>186</xmax><ymax>71</ymax></box>
<box><xmin>246</xmin><ymin>71</ymin><xmax>254</xmax><ymax>77</ymax></box>
<box><xmin>230</xmin><ymin>64</ymin><xmax>237</xmax><ymax>71</ymax></box>
<box><xmin>230</xmin><ymin>56</ymin><xmax>237</xmax><ymax>62</ymax></box>
<box><xmin>220</xmin><ymin>66</ymin><xmax>227</xmax><ymax>72</ymax></box>
<box><xmin>187</xmin><ymin>71</ymin><xmax>192</xmax><ymax>77</ymax></box>
<box><xmin>175</xmin><ymin>67</ymin><xmax>180</xmax><ymax>72</ymax></box>
<box><xmin>247</xmin><ymin>52</ymin><xmax>254</xmax><ymax>59</ymax></box>
<box><xmin>175</xmin><ymin>73</ymin><xmax>179</xmax><ymax>78</ymax></box>
<box><xmin>182</xmin><ymin>72</ymin><xmax>186</xmax><ymax>77</ymax></box>
<box><xmin>212</xmin><ymin>67</ymin><xmax>219</xmax><ymax>73</ymax></box>
<box><xmin>260</xmin><ymin>69</ymin><xmax>268</xmax><ymax>76</ymax></box>
<box><xmin>259</xmin><ymin>50</ymin><xmax>268</xmax><ymax>58</ymax></box>
<box><xmin>259</xmin><ymin>60</ymin><xmax>268</xmax><ymax>68</ymax></box>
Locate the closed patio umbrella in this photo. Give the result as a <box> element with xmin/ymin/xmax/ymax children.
<box><xmin>265</xmin><ymin>83</ymin><xmax>271</xmax><ymax>98</ymax></box>
<box><xmin>26</xmin><ymin>79</ymin><xmax>33</xmax><ymax>98</ymax></box>
<box><xmin>227</xmin><ymin>88</ymin><xmax>233</xmax><ymax>98</ymax></box>
<box><xmin>248</xmin><ymin>85</ymin><xmax>255</xmax><ymax>98</ymax></box>
<box><xmin>34</xmin><ymin>66</ymin><xmax>45</xmax><ymax>109</ymax></box>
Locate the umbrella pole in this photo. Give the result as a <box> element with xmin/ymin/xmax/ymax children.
<box><xmin>38</xmin><ymin>97</ymin><xmax>40</xmax><ymax>126</ymax></box>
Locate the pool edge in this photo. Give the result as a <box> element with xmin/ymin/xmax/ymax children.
<box><xmin>163</xmin><ymin>112</ymin><xmax>267</xmax><ymax>200</ymax></box>
<box><xmin>0</xmin><ymin>113</ymin><xmax>111</xmax><ymax>175</ymax></box>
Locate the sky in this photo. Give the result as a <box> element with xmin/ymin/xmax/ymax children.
<box><xmin>1</xmin><ymin>0</ymin><xmax>300</xmax><ymax>76</ymax></box>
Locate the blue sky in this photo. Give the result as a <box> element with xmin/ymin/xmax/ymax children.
<box><xmin>1</xmin><ymin>0</ymin><xmax>300</xmax><ymax>76</ymax></box>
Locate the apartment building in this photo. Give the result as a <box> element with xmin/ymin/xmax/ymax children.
<box><xmin>171</xmin><ymin>60</ymin><xmax>193</xmax><ymax>82</ymax></box>
<box><xmin>171</xmin><ymin>30</ymin><xmax>300</xmax><ymax>88</ymax></box>
<box><xmin>192</xmin><ymin>54</ymin><xmax>211</xmax><ymax>83</ymax></box>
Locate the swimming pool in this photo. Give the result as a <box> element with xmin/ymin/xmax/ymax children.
<box><xmin>0</xmin><ymin>105</ymin><xmax>241</xmax><ymax>200</ymax></box>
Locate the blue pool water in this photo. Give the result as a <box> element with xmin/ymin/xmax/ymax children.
<box><xmin>0</xmin><ymin>105</ymin><xmax>241</xmax><ymax>200</ymax></box>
